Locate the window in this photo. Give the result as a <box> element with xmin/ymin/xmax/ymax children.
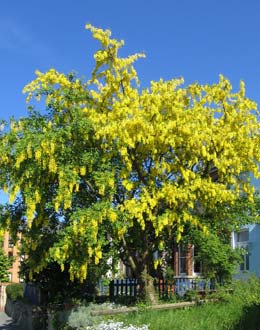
<box><xmin>240</xmin><ymin>246</ymin><xmax>249</xmax><ymax>271</ymax></box>
<box><xmin>178</xmin><ymin>245</ymin><xmax>188</xmax><ymax>275</ymax></box>
<box><xmin>8</xmin><ymin>238</ymin><xmax>14</xmax><ymax>248</ymax></box>
<box><xmin>236</xmin><ymin>229</ymin><xmax>250</xmax><ymax>272</ymax></box>
<box><xmin>237</xmin><ymin>230</ymin><xmax>249</xmax><ymax>243</ymax></box>
<box><xmin>193</xmin><ymin>247</ymin><xmax>202</xmax><ymax>275</ymax></box>
<box><xmin>8</xmin><ymin>252</ymin><xmax>13</xmax><ymax>259</ymax></box>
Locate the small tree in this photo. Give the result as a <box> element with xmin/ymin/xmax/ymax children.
<box><xmin>0</xmin><ymin>246</ymin><xmax>12</xmax><ymax>282</ymax></box>
<box><xmin>181</xmin><ymin>192</ymin><xmax>260</xmax><ymax>283</ymax></box>
<box><xmin>189</xmin><ymin>229</ymin><xmax>242</xmax><ymax>282</ymax></box>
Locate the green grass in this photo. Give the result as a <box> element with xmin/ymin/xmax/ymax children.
<box><xmin>113</xmin><ymin>304</ymin><xmax>237</xmax><ymax>330</ymax></box>
<box><xmin>111</xmin><ymin>278</ymin><xmax>260</xmax><ymax>330</ymax></box>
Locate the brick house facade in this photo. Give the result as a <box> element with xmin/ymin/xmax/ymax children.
<box><xmin>172</xmin><ymin>243</ymin><xmax>202</xmax><ymax>277</ymax></box>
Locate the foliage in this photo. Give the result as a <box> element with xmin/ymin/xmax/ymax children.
<box><xmin>20</xmin><ymin>258</ymin><xmax>113</xmax><ymax>304</ymax></box>
<box><xmin>0</xmin><ymin>246</ymin><xmax>12</xmax><ymax>282</ymax></box>
<box><xmin>58</xmin><ymin>303</ymin><xmax>124</xmax><ymax>330</ymax></box>
<box><xmin>63</xmin><ymin>304</ymin><xmax>101</xmax><ymax>329</ymax></box>
<box><xmin>21</xmin><ymin>262</ymin><xmax>93</xmax><ymax>304</ymax></box>
<box><xmin>172</xmin><ymin>192</ymin><xmax>260</xmax><ymax>283</ymax></box>
<box><xmin>6</xmin><ymin>283</ymin><xmax>24</xmax><ymax>301</ymax></box>
<box><xmin>189</xmin><ymin>228</ymin><xmax>242</xmax><ymax>281</ymax></box>
<box><xmin>183</xmin><ymin>289</ymin><xmax>199</xmax><ymax>302</ymax></box>
<box><xmin>210</xmin><ymin>192</ymin><xmax>260</xmax><ymax>280</ymax></box>
<box><xmin>0</xmin><ymin>230</ymin><xmax>12</xmax><ymax>283</ymax></box>
<box><xmin>230</xmin><ymin>190</ymin><xmax>260</xmax><ymax>226</ymax></box>
<box><xmin>0</xmin><ymin>24</ymin><xmax>260</xmax><ymax>296</ymax></box>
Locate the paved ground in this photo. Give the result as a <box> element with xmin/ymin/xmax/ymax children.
<box><xmin>0</xmin><ymin>313</ymin><xmax>21</xmax><ymax>330</ymax></box>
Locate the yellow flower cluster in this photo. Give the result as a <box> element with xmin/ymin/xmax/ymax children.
<box><xmin>23</xmin><ymin>68</ymin><xmax>73</xmax><ymax>102</ymax></box>
<box><xmin>15</xmin><ymin>152</ymin><xmax>25</xmax><ymax>169</ymax></box>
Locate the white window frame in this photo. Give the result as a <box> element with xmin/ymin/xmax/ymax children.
<box><xmin>192</xmin><ymin>246</ymin><xmax>202</xmax><ymax>276</ymax></box>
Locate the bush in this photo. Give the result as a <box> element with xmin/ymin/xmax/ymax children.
<box><xmin>64</xmin><ymin>305</ymin><xmax>96</xmax><ymax>329</ymax></box>
<box><xmin>63</xmin><ymin>307</ymin><xmax>149</xmax><ymax>330</ymax></box>
<box><xmin>6</xmin><ymin>283</ymin><xmax>24</xmax><ymax>301</ymax></box>
<box><xmin>59</xmin><ymin>303</ymin><xmax>119</xmax><ymax>330</ymax></box>
<box><xmin>183</xmin><ymin>289</ymin><xmax>199</xmax><ymax>302</ymax></box>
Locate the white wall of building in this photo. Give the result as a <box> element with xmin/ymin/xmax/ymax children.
<box><xmin>233</xmin><ymin>224</ymin><xmax>260</xmax><ymax>279</ymax></box>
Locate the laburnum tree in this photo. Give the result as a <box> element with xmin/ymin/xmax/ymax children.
<box><xmin>0</xmin><ymin>25</ymin><xmax>260</xmax><ymax>300</ymax></box>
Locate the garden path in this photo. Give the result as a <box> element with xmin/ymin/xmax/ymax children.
<box><xmin>0</xmin><ymin>312</ymin><xmax>21</xmax><ymax>330</ymax></box>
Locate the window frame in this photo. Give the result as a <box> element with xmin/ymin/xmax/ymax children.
<box><xmin>178</xmin><ymin>244</ymin><xmax>188</xmax><ymax>276</ymax></box>
<box><xmin>236</xmin><ymin>229</ymin><xmax>250</xmax><ymax>272</ymax></box>
<box><xmin>192</xmin><ymin>246</ymin><xmax>202</xmax><ymax>276</ymax></box>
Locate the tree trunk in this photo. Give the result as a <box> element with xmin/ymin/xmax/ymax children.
<box><xmin>139</xmin><ymin>266</ymin><xmax>158</xmax><ymax>304</ymax></box>
<box><xmin>121</xmin><ymin>228</ymin><xmax>158</xmax><ymax>303</ymax></box>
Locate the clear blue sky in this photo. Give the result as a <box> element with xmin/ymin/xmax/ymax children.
<box><xmin>1</xmin><ymin>0</ymin><xmax>260</xmax><ymax>121</ymax></box>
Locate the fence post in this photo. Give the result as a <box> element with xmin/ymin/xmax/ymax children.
<box><xmin>129</xmin><ymin>279</ymin><xmax>133</xmax><ymax>296</ymax></box>
<box><xmin>120</xmin><ymin>279</ymin><xmax>124</xmax><ymax>295</ymax></box>
<box><xmin>116</xmin><ymin>280</ymin><xmax>119</xmax><ymax>296</ymax></box>
<box><xmin>134</xmin><ymin>279</ymin><xmax>137</xmax><ymax>297</ymax></box>
<box><xmin>109</xmin><ymin>281</ymin><xmax>114</xmax><ymax>301</ymax></box>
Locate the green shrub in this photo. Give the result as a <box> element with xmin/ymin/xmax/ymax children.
<box><xmin>64</xmin><ymin>305</ymin><xmax>95</xmax><ymax>329</ymax></box>
<box><xmin>59</xmin><ymin>303</ymin><xmax>116</xmax><ymax>330</ymax></box>
<box><xmin>6</xmin><ymin>283</ymin><xmax>24</xmax><ymax>301</ymax></box>
<box><xmin>183</xmin><ymin>289</ymin><xmax>199</xmax><ymax>302</ymax></box>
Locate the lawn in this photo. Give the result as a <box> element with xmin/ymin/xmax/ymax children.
<box><xmin>61</xmin><ymin>277</ymin><xmax>260</xmax><ymax>330</ymax></box>
<box><xmin>114</xmin><ymin>301</ymin><xmax>259</xmax><ymax>330</ymax></box>
<box><xmin>112</xmin><ymin>279</ymin><xmax>260</xmax><ymax>330</ymax></box>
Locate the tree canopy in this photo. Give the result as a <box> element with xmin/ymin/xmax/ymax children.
<box><xmin>0</xmin><ymin>25</ymin><xmax>260</xmax><ymax>287</ymax></box>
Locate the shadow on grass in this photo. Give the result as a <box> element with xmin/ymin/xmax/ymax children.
<box><xmin>234</xmin><ymin>304</ymin><xmax>260</xmax><ymax>330</ymax></box>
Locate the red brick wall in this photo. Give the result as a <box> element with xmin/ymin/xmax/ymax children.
<box><xmin>173</xmin><ymin>244</ymin><xmax>193</xmax><ymax>276</ymax></box>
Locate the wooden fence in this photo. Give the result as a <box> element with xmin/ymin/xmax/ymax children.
<box><xmin>24</xmin><ymin>282</ymin><xmax>44</xmax><ymax>306</ymax></box>
<box><xmin>108</xmin><ymin>277</ymin><xmax>216</xmax><ymax>300</ymax></box>
<box><xmin>109</xmin><ymin>279</ymin><xmax>138</xmax><ymax>299</ymax></box>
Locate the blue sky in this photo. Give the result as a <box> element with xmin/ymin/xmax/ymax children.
<box><xmin>1</xmin><ymin>0</ymin><xmax>260</xmax><ymax>121</ymax></box>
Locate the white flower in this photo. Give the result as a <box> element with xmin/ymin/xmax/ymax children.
<box><xmin>86</xmin><ymin>320</ymin><xmax>149</xmax><ymax>330</ymax></box>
